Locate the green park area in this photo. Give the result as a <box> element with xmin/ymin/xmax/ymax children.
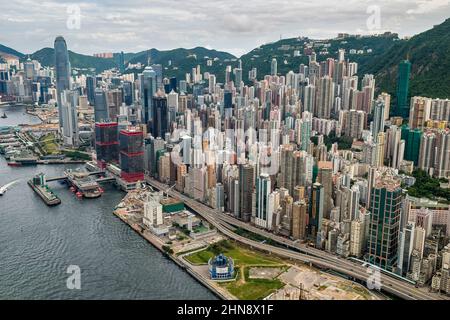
<box><xmin>311</xmin><ymin>130</ymin><xmax>354</xmax><ymax>151</ymax></box>
<box><xmin>221</xmin><ymin>266</ymin><xmax>285</xmax><ymax>300</ymax></box>
<box><xmin>39</xmin><ymin>133</ymin><xmax>59</xmax><ymax>155</ymax></box>
<box><xmin>63</xmin><ymin>150</ymin><xmax>92</xmax><ymax>161</ymax></box>
<box><xmin>407</xmin><ymin>169</ymin><xmax>450</xmax><ymax>202</ymax></box>
<box><xmin>185</xmin><ymin>240</ymin><xmax>286</xmax><ymax>300</ymax></box>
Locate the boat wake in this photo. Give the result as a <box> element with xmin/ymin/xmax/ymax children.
<box><xmin>0</xmin><ymin>179</ymin><xmax>20</xmax><ymax>195</ymax></box>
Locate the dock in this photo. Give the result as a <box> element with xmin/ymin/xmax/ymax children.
<box><xmin>45</xmin><ymin>170</ymin><xmax>116</xmax><ymax>199</ymax></box>
<box><xmin>45</xmin><ymin>170</ymin><xmax>106</xmax><ymax>182</ymax></box>
<box><xmin>7</xmin><ymin>159</ymin><xmax>87</xmax><ymax>166</ymax></box>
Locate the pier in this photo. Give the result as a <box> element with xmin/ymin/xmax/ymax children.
<box><xmin>45</xmin><ymin>170</ymin><xmax>106</xmax><ymax>182</ymax></box>
<box><xmin>28</xmin><ymin>171</ymin><xmax>116</xmax><ymax>205</ymax></box>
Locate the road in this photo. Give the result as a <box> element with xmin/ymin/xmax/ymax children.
<box><xmin>145</xmin><ymin>177</ymin><xmax>448</xmax><ymax>300</ymax></box>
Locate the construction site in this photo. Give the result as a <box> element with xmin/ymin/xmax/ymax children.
<box><xmin>267</xmin><ymin>264</ymin><xmax>384</xmax><ymax>300</ymax></box>
<box><xmin>113</xmin><ymin>183</ymin><xmax>219</xmax><ymax>255</ymax></box>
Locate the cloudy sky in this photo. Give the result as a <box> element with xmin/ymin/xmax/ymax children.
<box><xmin>1</xmin><ymin>0</ymin><xmax>449</xmax><ymax>57</ymax></box>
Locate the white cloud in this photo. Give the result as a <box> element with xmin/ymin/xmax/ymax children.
<box><xmin>407</xmin><ymin>0</ymin><xmax>450</xmax><ymax>14</ymax></box>
<box><xmin>0</xmin><ymin>0</ymin><xmax>449</xmax><ymax>57</ymax></box>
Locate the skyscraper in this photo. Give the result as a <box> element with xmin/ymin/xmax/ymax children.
<box><xmin>310</xmin><ymin>182</ymin><xmax>324</xmax><ymax>238</ymax></box>
<box><xmin>350</xmin><ymin>219</ymin><xmax>365</xmax><ymax>258</ymax></box>
<box><xmin>151</xmin><ymin>89</ymin><xmax>168</xmax><ymax>138</ymax></box>
<box><xmin>367</xmin><ymin>170</ymin><xmax>402</xmax><ymax>271</ymax></box>
<box><xmin>362</xmin><ymin>74</ymin><xmax>375</xmax><ymax>114</ymax></box>
<box><xmin>86</xmin><ymin>75</ymin><xmax>96</xmax><ymax>105</ymax></box>
<box><xmin>151</xmin><ymin>64</ymin><xmax>163</xmax><ymax>89</ymax></box>
<box><xmin>169</xmin><ymin>77</ymin><xmax>177</xmax><ymax>92</ymax></box>
<box><xmin>379</xmin><ymin>92</ymin><xmax>391</xmax><ymax>120</ymax></box>
<box><xmin>398</xmin><ymin>222</ymin><xmax>415</xmax><ymax>276</ymax></box>
<box><xmin>140</xmin><ymin>66</ymin><xmax>157</xmax><ymax>127</ymax></box>
<box><xmin>292</xmin><ymin>200</ymin><xmax>308</xmax><ymax>240</ymax></box>
<box><xmin>239</xmin><ymin>163</ymin><xmax>254</xmax><ymax>222</ymax></box>
<box><xmin>208</xmin><ymin>74</ymin><xmax>216</xmax><ymax>94</ymax></box>
<box><xmin>435</xmin><ymin>129</ymin><xmax>450</xmax><ymax>179</ymax></box>
<box><xmin>106</xmin><ymin>88</ymin><xmax>122</xmax><ymax>122</ymax></box>
<box><xmin>167</xmin><ymin>90</ymin><xmax>178</xmax><ymax>124</ymax></box>
<box><xmin>122</xmin><ymin>81</ymin><xmax>133</xmax><ymax>106</ymax></box>
<box><xmin>317</xmin><ymin>163</ymin><xmax>333</xmax><ymax>219</ymax></box>
<box><xmin>54</xmin><ymin>36</ymin><xmax>71</xmax><ymax>131</ymax></box>
<box><xmin>278</xmin><ymin>144</ymin><xmax>295</xmax><ymax>194</ymax></box>
<box><xmin>95</xmin><ymin>122</ymin><xmax>119</xmax><ymax>168</ymax></box>
<box><xmin>418</xmin><ymin>131</ymin><xmax>436</xmax><ymax>174</ymax></box>
<box><xmin>255</xmin><ymin>173</ymin><xmax>272</xmax><ymax>229</ymax></box>
<box><xmin>315</xmin><ymin>76</ymin><xmax>334</xmax><ymax>119</ymax></box>
<box><xmin>94</xmin><ymin>88</ymin><xmax>109</xmax><ymax>122</ymax></box>
<box><xmin>401</xmin><ymin>126</ymin><xmax>422</xmax><ymax>166</ymax></box>
<box><xmin>60</xmin><ymin>89</ymin><xmax>79</xmax><ymax>146</ymax></box>
<box><xmin>300</xmin><ymin>112</ymin><xmax>312</xmax><ymax>151</ymax></box>
<box><xmin>409</xmin><ymin>96</ymin><xmax>431</xmax><ymax>129</ymax></box>
<box><xmin>270</xmin><ymin>58</ymin><xmax>277</xmax><ymax>76</ymax></box>
<box><xmin>119</xmin><ymin>128</ymin><xmax>144</xmax><ymax>182</ymax></box>
<box><xmin>224</xmin><ymin>90</ymin><xmax>232</xmax><ymax>109</ymax></box>
<box><xmin>343</xmin><ymin>109</ymin><xmax>365</xmax><ymax>139</ymax></box>
<box><xmin>395</xmin><ymin>60</ymin><xmax>411</xmax><ymax>118</ymax></box>
<box><xmin>234</xmin><ymin>67</ymin><xmax>243</xmax><ymax>90</ymax></box>
<box><xmin>372</xmin><ymin>98</ymin><xmax>385</xmax><ymax>142</ymax></box>
<box><xmin>115</xmin><ymin>51</ymin><xmax>125</xmax><ymax>73</ymax></box>
<box><xmin>24</xmin><ymin>58</ymin><xmax>35</xmax><ymax>79</ymax></box>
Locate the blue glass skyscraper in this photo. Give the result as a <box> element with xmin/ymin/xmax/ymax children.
<box><xmin>86</xmin><ymin>75</ymin><xmax>96</xmax><ymax>105</ymax></box>
<box><xmin>140</xmin><ymin>66</ymin><xmax>157</xmax><ymax>126</ymax></box>
<box><xmin>94</xmin><ymin>88</ymin><xmax>109</xmax><ymax>122</ymax></box>
<box><xmin>169</xmin><ymin>77</ymin><xmax>177</xmax><ymax>92</ymax></box>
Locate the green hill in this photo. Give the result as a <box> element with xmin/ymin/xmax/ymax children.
<box><xmin>361</xmin><ymin>18</ymin><xmax>450</xmax><ymax>99</ymax></box>
<box><xmin>27</xmin><ymin>47</ymin><xmax>117</xmax><ymax>72</ymax></box>
<box><xmin>18</xmin><ymin>46</ymin><xmax>236</xmax><ymax>80</ymax></box>
<box><xmin>0</xmin><ymin>43</ymin><xmax>25</xmax><ymax>60</ymax></box>
<box><xmin>126</xmin><ymin>47</ymin><xmax>236</xmax><ymax>82</ymax></box>
<box><xmin>239</xmin><ymin>34</ymin><xmax>399</xmax><ymax>82</ymax></box>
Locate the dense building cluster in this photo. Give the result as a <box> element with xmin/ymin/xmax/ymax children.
<box><xmin>1</xmin><ymin>35</ymin><xmax>450</xmax><ymax>294</ymax></box>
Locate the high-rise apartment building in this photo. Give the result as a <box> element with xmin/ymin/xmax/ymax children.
<box><xmin>292</xmin><ymin>200</ymin><xmax>308</xmax><ymax>240</ymax></box>
<box><xmin>372</xmin><ymin>98</ymin><xmax>385</xmax><ymax>141</ymax></box>
<box><xmin>409</xmin><ymin>97</ymin><xmax>431</xmax><ymax>129</ymax></box>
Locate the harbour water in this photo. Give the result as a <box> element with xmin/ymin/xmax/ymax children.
<box><xmin>0</xmin><ymin>105</ymin><xmax>216</xmax><ymax>299</ymax></box>
<box><xmin>0</xmin><ymin>104</ymin><xmax>42</xmax><ymax>126</ymax></box>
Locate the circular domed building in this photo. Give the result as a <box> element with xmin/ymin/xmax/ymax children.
<box><xmin>208</xmin><ymin>254</ymin><xmax>234</xmax><ymax>280</ymax></box>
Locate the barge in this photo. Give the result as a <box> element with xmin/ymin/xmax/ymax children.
<box><xmin>28</xmin><ymin>174</ymin><xmax>61</xmax><ymax>206</ymax></box>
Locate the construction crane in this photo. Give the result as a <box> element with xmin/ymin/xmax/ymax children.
<box><xmin>298</xmin><ymin>282</ymin><xmax>306</xmax><ymax>300</ymax></box>
<box><xmin>163</xmin><ymin>183</ymin><xmax>176</xmax><ymax>199</ymax></box>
